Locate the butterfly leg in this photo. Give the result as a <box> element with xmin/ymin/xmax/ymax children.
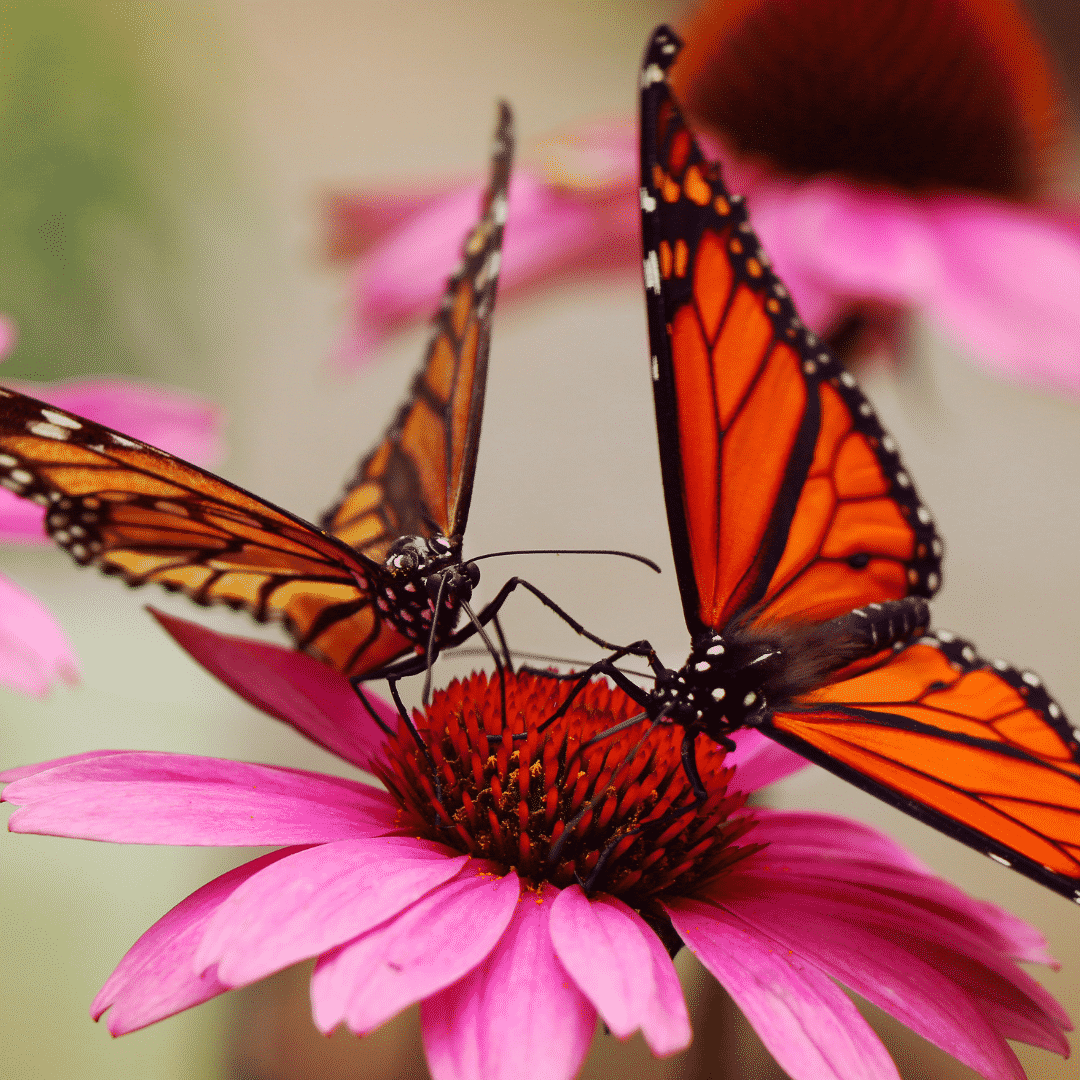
<box><xmin>533</xmin><ymin>644</ymin><xmax>656</xmax><ymax>736</ymax></box>
<box><xmin>351</xmin><ymin>681</ymin><xmax>396</xmax><ymax>737</ymax></box>
<box><xmin>460</xmin><ymin>598</ymin><xmax>509</xmax><ymax>730</ymax></box>
<box><xmin>680</xmin><ymin>729</ymin><xmax>709</xmax><ymax>803</ymax></box>
<box><xmin>384</xmin><ymin>674</ymin><xmax>456</xmax><ymax>821</ymax></box>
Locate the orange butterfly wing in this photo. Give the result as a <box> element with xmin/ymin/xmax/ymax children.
<box><xmin>639</xmin><ymin>38</ymin><xmax>941</xmax><ymax>637</ymax></box>
<box><xmin>0</xmin><ymin>386</ymin><xmax>410</xmax><ymax>678</ymax></box>
<box><xmin>322</xmin><ymin>103</ymin><xmax>512</xmax><ymax>556</ymax></box>
<box><xmin>762</xmin><ymin>633</ymin><xmax>1080</xmax><ymax>900</ymax></box>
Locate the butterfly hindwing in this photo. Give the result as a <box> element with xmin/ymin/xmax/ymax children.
<box><xmin>0</xmin><ymin>385</ymin><xmax>411</xmax><ymax>678</ymax></box>
<box><xmin>763</xmin><ymin>633</ymin><xmax>1080</xmax><ymax>900</ymax></box>
<box><xmin>321</xmin><ymin>103</ymin><xmax>513</xmax><ymax>557</ymax></box>
<box><xmin>639</xmin><ymin>28</ymin><xmax>941</xmax><ymax>637</ymax></box>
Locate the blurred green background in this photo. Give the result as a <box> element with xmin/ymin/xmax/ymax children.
<box><xmin>1</xmin><ymin>3</ymin><xmax>1080</xmax><ymax>1080</ymax></box>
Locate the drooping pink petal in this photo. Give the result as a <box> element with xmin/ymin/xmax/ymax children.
<box><xmin>3</xmin><ymin>751</ymin><xmax>397</xmax><ymax>845</ymax></box>
<box><xmin>742</xmin><ymin>810</ymin><xmax>1058</xmax><ymax>965</ymax></box>
<box><xmin>421</xmin><ymin>883</ymin><xmax>596</xmax><ymax>1080</ymax></box>
<box><xmin>721</xmin><ymin>843</ymin><xmax>1070</xmax><ymax>1060</ymax></box>
<box><xmin>148</xmin><ymin>608</ymin><xmax>396</xmax><ymax>771</ymax></box>
<box><xmin>550</xmin><ymin>885</ymin><xmax>690</xmax><ymax>1056</ymax></box>
<box><xmin>338</xmin><ymin>169</ymin><xmax>637</xmax><ymax>368</ymax></box>
<box><xmin>1</xmin><ymin>750</ymin><xmax>122</xmax><ymax>784</ymax></box>
<box><xmin>724</xmin><ymin>728</ymin><xmax>809</xmax><ymax>792</ymax></box>
<box><xmin>196</xmin><ymin>837</ymin><xmax>468</xmax><ymax>987</ymax></box>
<box><xmin>717</xmin><ymin>883</ymin><xmax>1032</xmax><ymax>1080</ymax></box>
<box><xmin>666</xmin><ymin>898</ymin><xmax>900</xmax><ymax>1080</ymax></box>
<box><xmin>93</xmin><ymin>847</ymin><xmax>303</xmax><ymax>1035</ymax></box>
<box><xmin>0</xmin><ymin>573</ymin><xmax>79</xmax><ymax>695</ymax></box>
<box><xmin>311</xmin><ymin>861</ymin><xmax>520</xmax><ymax>1035</ymax></box>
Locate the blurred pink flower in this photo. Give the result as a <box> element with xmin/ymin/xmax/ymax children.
<box><xmin>0</xmin><ymin>325</ymin><xmax>223</xmax><ymax>696</ymax></box>
<box><xmin>2</xmin><ymin>612</ymin><xmax>1069</xmax><ymax>1080</ymax></box>
<box><xmin>332</xmin><ymin>0</ymin><xmax>1080</xmax><ymax>394</ymax></box>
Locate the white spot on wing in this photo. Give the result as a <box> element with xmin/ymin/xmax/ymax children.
<box><xmin>988</xmin><ymin>852</ymin><xmax>1011</xmax><ymax>867</ymax></box>
<box><xmin>640</xmin><ymin>187</ymin><xmax>656</xmax><ymax>213</ymax></box>
<box><xmin>643</xmin><ymin>250</ymin><xmax>661</xmax><ymax>294</ymax></box>
<box><xmin>651</xmin><ymin>356</ymin><xmax>660</xmax><ymax>382</ymax></box>
<box><xmin>110</xmin><ymin>433</ymin><xmax>140</xmax><ymax>448</ymax></box>
<box><xmin>41</xmin><ymin>409</ymin><xmax>81</xmax><ymax>430</ymax></box>
<box><xmin>28</xmin><ymin>421</ymin><xmax>69</xmax><ymax>440</ymax></box>
<box><xmin>641</xmin><ymin>63</ymin><xmax>664</xmax><ymax>87</ymax></box>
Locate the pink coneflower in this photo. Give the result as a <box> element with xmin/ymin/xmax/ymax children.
<box><xmin>2</xmin><ymin>611</ymin><xmax>1070</xmax><ymax>1080</ymax></box>
<box><xmin>331</xmin><ymin>0</ymin><xmax>1080</xmax><ymax>394</ymax></box>
<box><xmin>0</xmin><ymin>320</ymin><xmax>223</xmax><ymax>696</ymax></box>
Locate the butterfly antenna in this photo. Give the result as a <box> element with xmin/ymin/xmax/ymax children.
<box><xmin>452</xmin><ymin>646</ymin><xmax>654</xmax><ymax>682</ymax></box>
<box><xmin>469</xmin><ymin>548</ymin><xmax>661</xmax><ymax>573</ymax></box>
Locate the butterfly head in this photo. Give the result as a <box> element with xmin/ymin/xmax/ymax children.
<box><xmin>382</xmin><ymin>533</ymin><xmax>479</xmax><ymax>633</ymax></box>
<box><xmin>385</xmin><ymin>534</ymin><xmax>462</xmax><ymax>577</ymax></box>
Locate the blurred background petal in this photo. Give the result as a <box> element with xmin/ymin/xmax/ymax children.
<box><xmin>0</xmin><ymin>573</ymin><xmax>79</xmax><ymax>697</ymax></box>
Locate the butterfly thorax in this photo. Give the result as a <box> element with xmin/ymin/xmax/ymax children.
<box><xmin>650</xmin><ymin>598</ymin><xmax>931</xmax><ymax>741</ymax></box>
<box><xmin>649</xmin><ymin>631</ymin><xmax>783</xmax><ymax>740</ymax></box>
<box><xmin>376</xmin><ymin>534</ymin><xmax>480</xmax><ymax>643</ymax></box>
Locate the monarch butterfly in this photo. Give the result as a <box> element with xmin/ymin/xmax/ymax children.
<box><xmin>584</xmin><ymin>26</ymin><xmax>1080</xmax><ymax>902</ymax></box>
<box><xmin>0</xmin><ymin>106</ymin><xmax>523</xmax><ymax>683</ymax></box>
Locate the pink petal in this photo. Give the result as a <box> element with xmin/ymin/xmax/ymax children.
<box><xmin>339</xmin><ymin>170</ymin><xmax>636</xmax><ymax>368</ymax></box>
<box><xmin>92</xmin><ymin>847</ymin><xmax>303</xmax><ymax>1035</ymax></box>
<box><xmin>550</xmin><ymin>886</ymin><xmax>689</xmax><ymax>1056</ymax></box>
<box><xmin>927</xmin><ymin>197</ymin><xmax>1080</xmax><ymax>393</ymax></box>
<box><xmin>532</xmin><ymin>117</ymin><xmax>638</xmax><ymax>194</ymax></box>
<box><xmin>326</xmin><ymin>179</ymin><xmax>474</xmax><ymax>260</ymax></box>
<box><xmin>0</xmin><ymin>314</ymin><xmax>17</xmax><ymax>358</ymax></box>
<box><xmin>724</xmin><ymin>859</ymin><xmax>1068</xmax><ymax>1056</ymax></box>
<box><xmin>0</xmin><ymin>489</ymin><xmax>50</xmax><ymax>544</ymax></box>
<box><xmin>196</xmin><ymin>836</ymin><xmax>468</xmax><ymax>986</ymax></box>
<box><xmin>3</xmin><ymin>751</ymin><xmax>396</xmax><ymax>845</ymax></box>
<box><xmin>148</xmin><ymin>608</ymin><xmax>396</xmax><ymax>771</ymax></box>
<box><xmin>725</xmin><ymin>729</ymin><xmax>809</xmax><ymax>792</ymax></box>
<box><xmin>311</xmin><ymin>861</ymin><xmax>520</xmax><ymax>1035</ymax></box>
<box><xmin>666</xmin><ymin>898</ymin><xmax>900</xmax><ymax>1080</ymax></box>
<box><xmin>0</xmin><ymin>573</ymin><xmax>79</xmax><ymax>695</ymax></box>
<box><xmin>743</xmin><ymin>810</ymin><xmax>1057</xmax><ymax>965</ymax></box>
<box><xmin>1</xmin><ymin>750</ymin><xmax>121</xmax><ymax>783</ymax></box>
<box><xmin>718</xmin><ymin>884</ymin><xmax>1030</xmax><ymax>1080</ymax></box>
<box><xmin>421</xmin><ymin>883</ymin><xmax>596</xmax><ymax>1080</ymax></box>
<box><xmin>743</xmin><ymin>177</ymin><xmax>1080</xmax><ymax>394</ymax></box>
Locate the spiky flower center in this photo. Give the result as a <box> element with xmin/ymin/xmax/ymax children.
<box><xmin>374</xmin><ymin>671</ymin><xmax>761</xmax><ymax>925</ymax></box>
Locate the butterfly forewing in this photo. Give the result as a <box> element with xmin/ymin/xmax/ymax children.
<box><xmin>321</xmin><ymin>102</ymin><xmax>513</xmax><ymax>556</ymax></box>
<box><xmin>763</xmin><ymin>634</ymin><xmax>1080</xmax><ymax>900</ymax></box>
<box><xmin>640</xmin><ymin>29</ymin><xmax>941</xmax><ymax>637</ymax></box>
<box><xmin>0</xmin><ymin>385</ymin><xmax>411</xmax><ymax>678</ymax></box>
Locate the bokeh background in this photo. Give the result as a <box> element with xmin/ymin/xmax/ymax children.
<box><xmin>1</xmin><ymin>2</ymin><xmax>1079</xmax><ymax>1078</ymax></box>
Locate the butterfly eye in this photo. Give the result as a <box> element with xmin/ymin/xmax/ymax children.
<box><xmin>465</xmin><ymin>562</ymin><xmax>480</xmax><ymax>588</ymax></box>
